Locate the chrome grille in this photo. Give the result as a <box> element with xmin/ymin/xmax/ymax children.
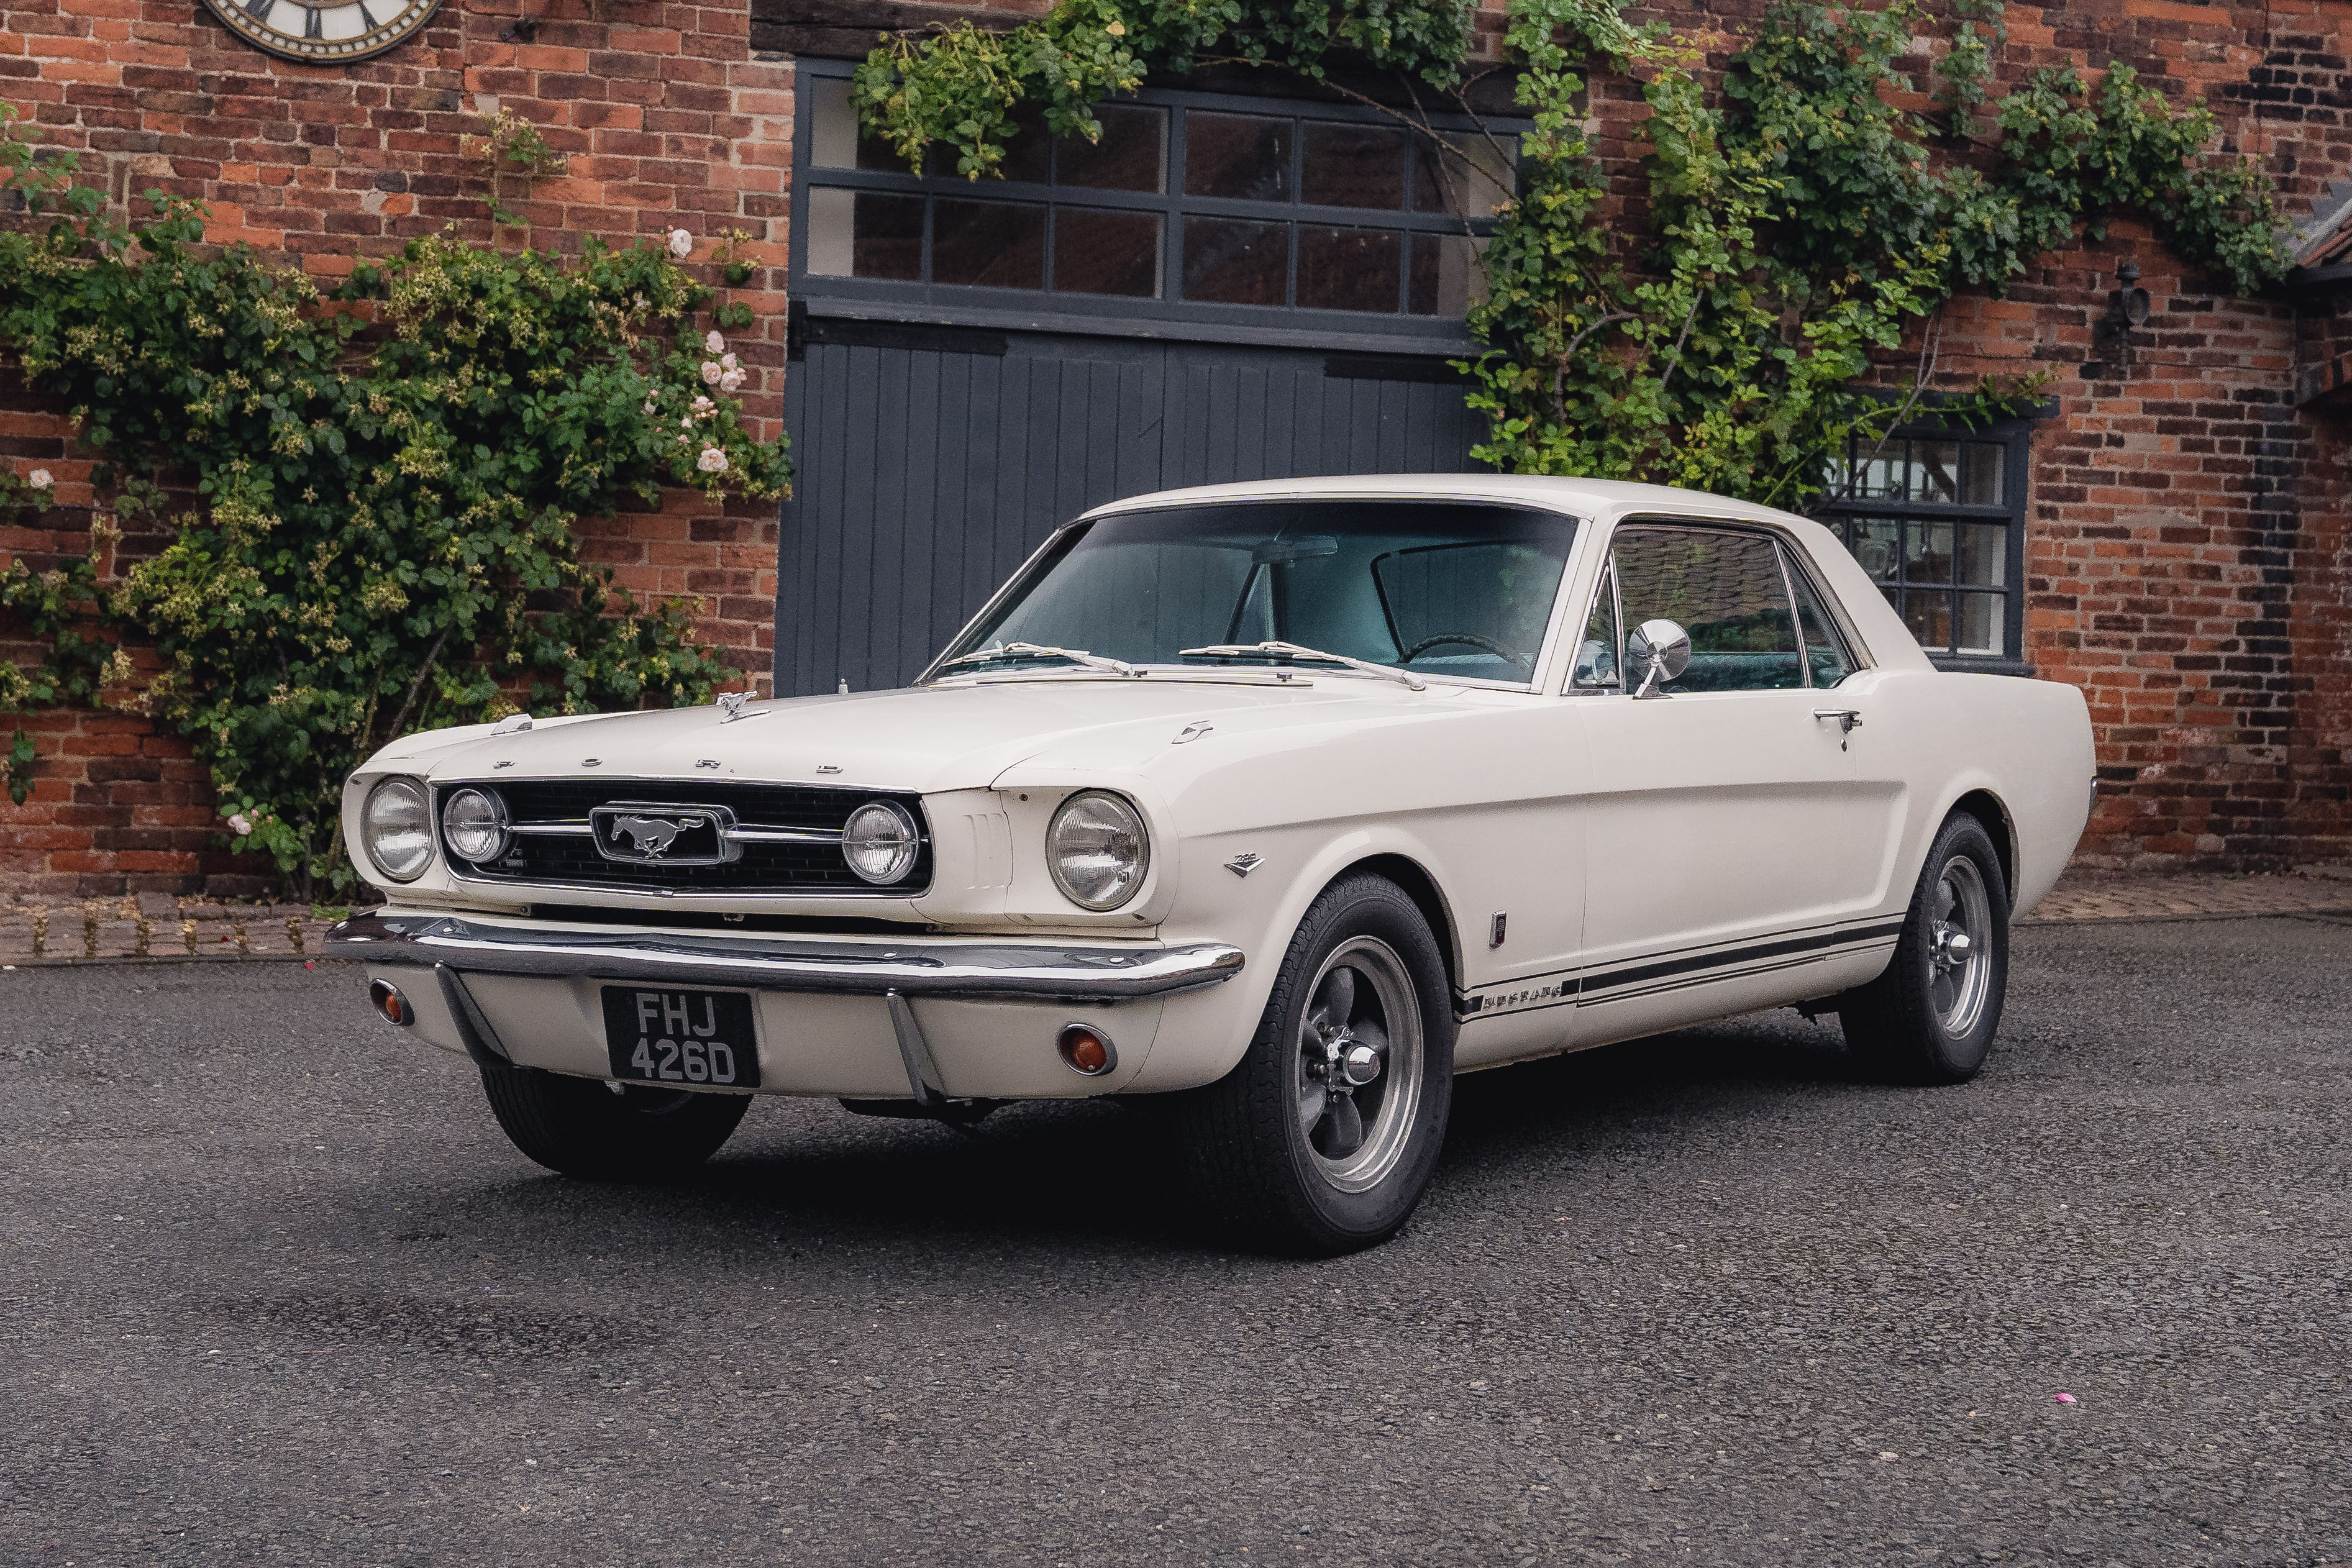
<box><xmin>435</xmin><ymin>780</ymin><xmax>932</xmax><ymax>895</ymax></box>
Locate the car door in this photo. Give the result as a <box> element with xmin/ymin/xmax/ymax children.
<box><xmin>1566</xmin><ymin>521</ymin><xmax>1859</xmax><ymax>1041</ymax></box>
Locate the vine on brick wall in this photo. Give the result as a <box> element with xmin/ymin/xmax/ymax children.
<box><xmin>854</xmin><ymin>0</ymin><xmax>2292</xmax><ymax>506</ymax></box>
<box><xmin>0</xmin><ymin>107</ymin><xmax>791</xmax><ymax>897</ymax></box>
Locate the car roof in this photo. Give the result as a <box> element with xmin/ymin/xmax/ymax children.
<box><xmin>1078</xmin><ymin>473</ymin><xmax>1817</xmax><ymax>531</ymax></box>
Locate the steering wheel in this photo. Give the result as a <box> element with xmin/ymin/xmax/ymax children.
<box><xmin>1400</xmin><ymin>632</ymin><xmax>1533</xmax><ymax>674</ymax></box>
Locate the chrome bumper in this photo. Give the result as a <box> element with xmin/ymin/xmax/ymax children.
<box><xmin>324</xmin><ymin>910</ymin><xmax>1245</xmax><ymax>1003</ymax></box>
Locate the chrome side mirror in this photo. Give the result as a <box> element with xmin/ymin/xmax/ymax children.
<box><xmin>1626</xmin><ymin>618</ymin><xmax>1691</xmax><ymax>700</ymax></box>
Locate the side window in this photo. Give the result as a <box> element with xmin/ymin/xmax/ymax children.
<box><xmin>1784</xmin><ymin>550</ymin><xmax>1857</xmax><ymax>688</ymax></box>
<box><xmin>1572</xmin><ymin>559</ymin><xmax>1620</xmax><ymax>688</ymax></box>
<box><xmin>1610</xmin><ymin>527</ymin><xmax>1803</xmax><ymax>693</ymax></box>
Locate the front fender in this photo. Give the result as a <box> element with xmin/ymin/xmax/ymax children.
<box><xmin>1123</xmin><ymin>818</ymin><xmax>1462</xmax><ymax>1093</ymax></box>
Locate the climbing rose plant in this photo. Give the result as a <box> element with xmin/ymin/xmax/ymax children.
<box><xmin>0</xmin><ymin>106</ymin><xmax>791</xmax><ymax>897</ymax></box>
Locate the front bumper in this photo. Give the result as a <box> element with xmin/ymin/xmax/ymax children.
<box><xmin>327</xmin><ymin>909</ymin><xmax>1247</xmax><ymax>1102</ymax></box>
<box><xmin>324</xmin><ymin>909</ymin><xmax>1244</xmax><ymax>1001</ymax></box>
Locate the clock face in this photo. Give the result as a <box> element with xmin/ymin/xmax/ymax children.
<box><xmin>199</xmin><ymin>0</ymin><xmax>445</xmax><ymax>62</ymax></box>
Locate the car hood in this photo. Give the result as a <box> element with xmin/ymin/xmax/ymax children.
<box><xmin>374</xmin><ymin>676</ymin><xmax>1460</xmax><ymax>793</ymax></box>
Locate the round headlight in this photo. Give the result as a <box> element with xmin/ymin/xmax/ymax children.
<box><xmin>842</xmin><ymin>800</ymin><xmax>920</xmax><ymax>885</ymax></box>
<box><xmin>1047</xmin><ymin>790</ymin><xmax>1149</xmax><ymax>911</ymax></box>
<box><xmin>442</xmin><ymin>787</ymin><xmax>510</xmax><ymax>864</ymax></box>
<box><xmin>362</xmin><ymin>777</ymin><xmax>434</xmax><ymax>883</ymax></box>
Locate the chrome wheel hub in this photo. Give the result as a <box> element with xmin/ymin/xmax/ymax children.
<box><xmin>1928</xmin><ymin>855</ymin><xmax>1994</xmax><ymax>1036</ymax></box>
<box><xmin>1292</xmin><ymin>936</ymin><xmax>1423</xmax><ymax>1194</ymax></box>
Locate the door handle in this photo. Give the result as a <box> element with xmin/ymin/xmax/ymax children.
<box><xmin>1813</xmin><ymin>708</ymin><xmax>1862</xmax><ymax>749</ymax></box>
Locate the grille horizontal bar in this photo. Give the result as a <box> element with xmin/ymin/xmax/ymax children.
<box><xmin>436</xmin><ymin>778</ymin><xmax>932</xmax><ymax>895</ymax></box>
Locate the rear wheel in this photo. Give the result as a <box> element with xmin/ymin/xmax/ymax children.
<box><xmin>1172</xmin><ymin>874</ymin><xmax>1454</xmax><ymax>1255</ymax></box>
<box><xmin>1837</xmin><ymin>813</ymin><xmax>2010</xmax><ymax>1084</ymax></box>
<box><xmin>478</xmin><ymin>1064</ymin><xmax>750</xmax><ymax>1178</ymax></box>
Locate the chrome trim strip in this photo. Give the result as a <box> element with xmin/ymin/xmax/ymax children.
<box><xmin>725</xmin><ymin>826</ymin><xmax>847</xmax><ymax>844</ymax></box>
<box><xmin>326</xmin><ymin>911</ymin><xmax>1245</xmax><ymax>1003</ymax></box>
<box><xmin>511</xmin><ymin>823</ymin><xmax>595</xmax><ymax>837</ymax></box>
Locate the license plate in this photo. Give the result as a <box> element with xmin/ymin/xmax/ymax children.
<box><xmin>600</xmin><ymin>987</ymin><xmax>760</xmax><ymax>1089</ymax></box>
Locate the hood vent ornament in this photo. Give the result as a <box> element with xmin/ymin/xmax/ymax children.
<box><xmin>716</xmin><ymin>691</ymin><xmax>768</xmax><ymax>724</ymax></box>
<box><xmin>491</xmin><ymin>713</ymin><xmax>532</xmax><ymax>735</ymax></box>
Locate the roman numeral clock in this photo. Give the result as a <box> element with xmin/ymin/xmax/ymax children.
<box><xmin>199</xmin><ymin>0</ymin><xmax>442</xmax><ymax>61</ymax></box>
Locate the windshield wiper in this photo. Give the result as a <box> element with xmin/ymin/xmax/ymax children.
<box><xmin>1178</xmin><ymin>640</ymin><xmax>1426</xmax><ymax>692</ymax></box>
<box><xmin>936</xmin><ymin>641</ymin><xmax>1141</xmax><ymax>678</ymax></box>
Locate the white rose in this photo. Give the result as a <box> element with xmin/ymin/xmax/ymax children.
<box><xmin>227</xmin><ymin>813</ymin><xmax>253</xmax><ymax>836</ymax></box>
<box><xmin>641</xmin><ymin>399</ymin><xmax>656</xmax><ymax>416</ymax></box>
<box><xmin>680</xmin><ymin>416</ymin><xmax>693</xmax><ymax>429</ymax></box>
<box><xmin>691</xmin><ymin>395</ymin><xmax>714</xmax><ymax>412</ymax></box>
<box><xmin>667</xmin><ymin>229</ymin><xmax>693</xmax><ymax>258</ymax></box>
<box><xmin>697</xmin><ymin>447</ymin><xmax>729</xmax><ymax>474</ymax></box>
<box><xmin>704</xmin><ymin>330</ymin><xmax>725</xmax><ymax>353</ymax></box>
<box><xmin>719</xmin><ymin>369</ymin><xmax>745</xmax><ymax>393</ymax></box>
<box><xmin>700</xmin><ymin>360</ymin><xmax>722</xmax><ymax>386</ymax></box>
<box><xmin>28</xmin><ymin>469</ymin><xmax>52</xmax><ymax>490</ymax></box>
<box><xmin>720</xmin><ymin>353</ymin><xmax>738</xmax><ymax>371</ymax></box>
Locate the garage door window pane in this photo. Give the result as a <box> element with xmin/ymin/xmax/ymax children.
<box><xmin>1054</xmin><ymin>209</ymin><xmax>1161</xmax><ymax>298</ymax></box>
<box><xmin>1059</xmin><ymin>106</ymin><xmax>1166</xmax><ymax>192</ymax></box>
<box><xmin>1300</xmin><ymin>122</ymin><xmax>1405</xmax><ymax>209</ymax></box>
<box><xmin>1413</xmin><ymin>132</ymin><xmax>1516</xmax><ymax>217</ymax></box>
<box><xmin>1183</xmin><ymin>218</ymin><xmax>1288</xmax><ymax>305</ymax></box>
<box><xmin>1408</xmin><ymin>233</ymin><xmax>1487</xmax><ymax>316</ymax></box>
<box><xmin>808</xmin><ymin>76</ymin><xmax>906</xmax><ymax>173</ymax></box>
<box><xmin>806</xmin><ymin>188</ymin><xmax>923</xmax><ymax>280</ymax></box>
<box><xmin>1297</xmin><ymin>226</ymin><xmax>1399</xmax><ymax>312</ymax></box>
<box><xmin>932</xmin><ymin>200</ymin><xmax>1045</xmax><ymax>289</ymax></box>
<box><xmin>1185</xmin><ymin>113</ymin><xmax>1290</xmax><ymax>201</ymax></box>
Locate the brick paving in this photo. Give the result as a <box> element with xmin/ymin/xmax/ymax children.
<box><xmin>3</xmin><ymin>868</ymin><xmax>2348</xmax><ymax>969</ymax></box>
<box><xmin>0</xmin><ymin>896</ymin><xmax>341</xmax><ymax>968</ymax></box>
<box><xmin>2020</xmin><ymin>868</ymin><xmax>2352</xmax><ymax>924</ymax></box>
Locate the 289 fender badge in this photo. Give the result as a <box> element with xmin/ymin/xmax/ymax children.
<box><xmin>1225</xmin><ymin>853</ymin><xmax>1264</xmax><ymax>877</ymax></box>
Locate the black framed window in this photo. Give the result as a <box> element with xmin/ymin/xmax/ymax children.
<box><xmin>793</xmin><ymin>60</ymin><xmax>1522</xmax><ymax>342</ymax></box>
<box><xmin>1815</xmin><ymin>421</ymin><xmax>2031</xmax><ymax>672</ymax></box>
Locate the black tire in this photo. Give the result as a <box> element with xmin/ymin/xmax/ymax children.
<box><xmin>1172</xmin><ymin>873</ymin><xmax>1455</xmax><ymax>1256</ymax></box>
<box><xmin>1838</xmin><ymin>812</ymin><xmax>2010</xmax><ymax>1085</ymax></box>
<box><xmin>478</xmin><ymin>1063</ymin><xmax>750</xmax><ymax>1178</ymax></box>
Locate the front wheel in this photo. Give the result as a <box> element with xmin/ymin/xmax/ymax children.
<box><xmin>478</xmin><ymin>1063</ymin><xmax>750</xmax><ymax>1178</ymax></box>
<box><xmin>1172</xmin><ymin>874</ymin><xmax>1455</xmax><ymax>1256</ymax></box>
<box><xmin>1836</xmin><ymin>812</ymin><xmax>2010</xmax><ymax>1084</ymax></box>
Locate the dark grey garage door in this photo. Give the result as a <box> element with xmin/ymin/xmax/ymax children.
<box><xmin>774</xmin><ymin>319</ymin><xmax>1488</xmax><ymax>695</ymax></box>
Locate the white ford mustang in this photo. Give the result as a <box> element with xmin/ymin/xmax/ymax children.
<box><xmin>329</xmin><ymin>475</ymin><xmax>2094</xmax><ymax>1254</ymax></box>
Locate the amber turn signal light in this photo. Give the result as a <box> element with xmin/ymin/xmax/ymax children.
<box><xmin>368</xmin><ymin>978</ymin><xmax>413</xmax><ymax>1028</ymax></box>
<box><xmin>1055</xmin><ymin>1022</ymin><xmax>1116</xmax><ymax>1077</ymax></box>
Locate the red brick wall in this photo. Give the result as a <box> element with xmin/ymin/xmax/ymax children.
<box><xmin>0</xmin><ymin>0</ymin><xmax>793</xmax><ymax>896</ymax></box>
<box><xmin>2</xmin><ymin>0</ymin><xmax>2349</xmax><ymax>898</ymax></box>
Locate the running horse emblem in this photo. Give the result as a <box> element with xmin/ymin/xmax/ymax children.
<box><xmin>606</xmin><ymin>813</ymin><xmax>706</xmax><ymax>860</ymax></box>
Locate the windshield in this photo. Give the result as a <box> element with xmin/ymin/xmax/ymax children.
<box><xmin>931</xmin><ymin>499</ymin><xmax>1580</xmax><ymax>686</ymax></box>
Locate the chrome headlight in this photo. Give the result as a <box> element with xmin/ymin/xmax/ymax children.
<box><xmin>842</xmin><ymin>800</ymin><xmax>920</xmax><ymax>885</ymax></box>
<box><xmin>441</xmin><ymin>787</ymin><xmax>510</xmax><ymax>864</ymax></box>
<box><xmin>362</xmin><ymin>777</ymin><xmax>434</xmax><ymax>883</ymax></box>
<box><xmin>1047</xmin><ymin>790</ymin><xmax>1149</xmax><ymax>911</ymax></box>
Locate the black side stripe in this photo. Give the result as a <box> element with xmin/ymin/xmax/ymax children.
<box><xmin>1580</xmin><ymin>921</ymin><xmax>1900</xmax><ymax>999</ymax></box>
<box><xmin>1456</xmin><ymin>916</ymin><xmax>1907</xmax><ymax>1020</ymax></box>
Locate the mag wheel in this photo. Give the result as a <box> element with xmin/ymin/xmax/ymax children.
<box><xmin>1838</xmin><ymin>813</ymin><xmax>2011</xmax><ymax>1085</ymax></box>
<box><xmin>1174</xmin><ymin>874</ymin><xmax>1455</xmax><ymax>1256</ymax></box>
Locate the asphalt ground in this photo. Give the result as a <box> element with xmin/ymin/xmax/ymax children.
<box><xmin>3</xmin><ymin>916</ymin><xmax>2349</xmax><ymax>1568</ymax></box>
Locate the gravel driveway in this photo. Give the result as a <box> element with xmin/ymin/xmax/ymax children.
<box><xmin>3</xmin><ymin>916</ymin><xmax>2348</xmax><ymax>1567</ymax></box>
